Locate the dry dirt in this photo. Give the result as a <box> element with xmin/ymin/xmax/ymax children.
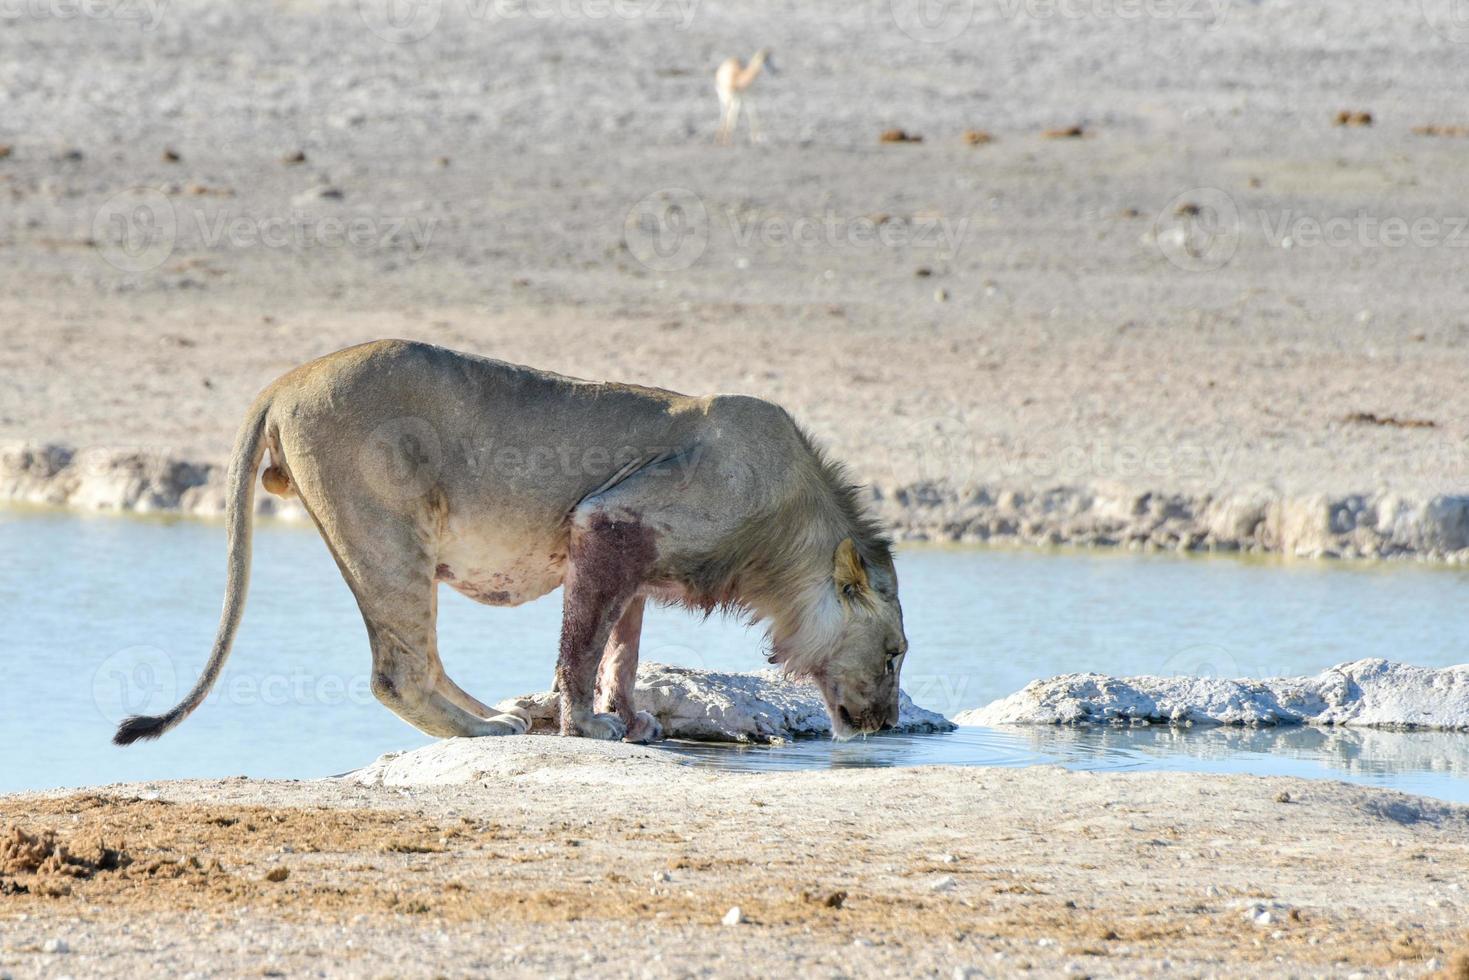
<box><xmin>1</xmin><ymin>747</ymin><xmax>1467</xmax><ymax>977</ymax></box>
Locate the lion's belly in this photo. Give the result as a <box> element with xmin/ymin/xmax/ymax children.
<box><xmin>434</xmin><ymin>530</ymin><xmax>568</xmax><ymax>607</ymax></box>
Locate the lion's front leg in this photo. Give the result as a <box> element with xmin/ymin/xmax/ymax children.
<box><xmin>556</xmin><ymin>513</ymin><xmax>656</xmax><ymax>740</ymax></box>
<box><xmin>596</xmin><ymin>596</ymin><xmax>663</xmax><ymax>744</ymax></box>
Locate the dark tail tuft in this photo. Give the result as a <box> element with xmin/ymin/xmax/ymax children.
<box><xmin>113</xmin><ymin>713</ymin><xmax>173</xmax><ymax>746</ymax></box>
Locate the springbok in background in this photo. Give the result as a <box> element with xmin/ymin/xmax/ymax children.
<box><xmin>715</xmin><ymin>49</ymin><xmax>776</xmax><ymax>145</ymax></box>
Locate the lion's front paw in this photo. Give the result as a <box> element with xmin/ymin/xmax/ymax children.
<box><xmin>487</xmin><ymin>709</ymin><xmax>530</xmax><ymax>735</ymax></box>
<box><xmin>624</xmin><ymin>710</ymin><xmax>664</xmax><ymax>744</ymax></box>
<box><xmin>571</xmin><ymin>711</ymin><xmax>627</xmax><ymax>741</ymax></box>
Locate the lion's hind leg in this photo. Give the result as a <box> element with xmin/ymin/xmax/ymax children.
<box><xmin>595</xmin><ymin>596</ymin><xmax>663</xmax><ymax>744</ymax></box>
<box><xmin>323</xmin><ymin>517</ymin><xmax>524</xmax><ymax>739</ymax></box>
<box><xmin>364</xmin><ymin>613</ymin><xmax>526</xmax><ymax>739</ymax></box>
<box><xmin>435</xmin><ymin>673</ymin><xmax>531</xmax><ymax>734</ymax></box>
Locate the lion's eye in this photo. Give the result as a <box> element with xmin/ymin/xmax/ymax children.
<box><xmin>884</xmin><ymin>647</ymin><xmax>901</xmax><ymax>674</ymax></box>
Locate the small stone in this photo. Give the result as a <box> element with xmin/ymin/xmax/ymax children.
<box><xmin>824</xmin><ymin>890</ymin><xmax>847</xmax><ymax>909</ymax></box>
<box><xmin>282</xmin><ymin>150</ymin><xmax>307</xmax><ymax>165</ymax></box>
<box><xmin>721</xmin><ymin>906</ymin><xmax>743</xmax><ymax>926</ymax></box>
<box><xmin>878</xmin><ymin>128</ymin><xmax>922</xmax><ymax>144</ymax></box>
<box><xmin>934</xmin><ymin>288</ymin><xmax>949</xmax><ymax>303</ymax></box>
<box><xmin>930</xmin><ymin>875</ymin><xmax>958</xmax><ymax>892</ymax></box>
<box><xmin>264</xmin><ymin>867</ymin><xmax>290</xmax><ymax>883</ymax></box>
<box><xmin>42</xmin><ymin>938</ymin><xmax>69</xmax><ymax>954</ymax></box>
<box><xmin>651</xmin><ymin>870</ymin><xmax>670</xmax><ymax>883</ymax></box>
<box><xmin>938</xmin><ymin>853</ymin><xmax>958</xmax><ymax>864</ymax></box>
<box><xmin>292</xmin><ymin>185</ymin><xmax>344</xmax><ymax>206</ymax></box>
<box><xmin>1276</xmin><ymin>791</ymin><xmax>1292</xmax><ymax>803</ymax></box>
<box><xmin>162</xmin><ymin>148</ymin><xmax>181</xmax><ymax>163</ymax></box>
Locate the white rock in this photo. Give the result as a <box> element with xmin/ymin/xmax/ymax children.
<box><xmin>957</xmin><ymin>659</ymin><xmax>1469</xmax><ymax>731</ymax></box>
<box><xmin>291</xmin><ymin>185</ymin><xmax>345</xmax><ymax>206</ymax></box>
<box><xmin>721</xmin><ymin>906</ymin><xmax>744</xmax><ymax>926</ymax></box>
<box><xmin>496</xmin><ymin>663</ymin><xmax>955</xmax><ymax>743</ymax></box>
<box><xmin>930</xmin><ymin>875</ymin><xmax>958</xmax><ymax>892</ymax></box>
<box><xmin>42</xmin><ymin>938</ymin><xmax>69</xmax><ymax>954</ymax></box>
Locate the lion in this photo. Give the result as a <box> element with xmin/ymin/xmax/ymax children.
<box><xmin>113</xmin><ymin>340</ymin><xmax>908</xmax><ymax>746</ymax></box>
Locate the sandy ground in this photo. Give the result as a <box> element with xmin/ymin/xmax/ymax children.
<box><xmin>0</xmin><ymin>738</ymin><xmax>1467</xmax><ymax>978</ymax></box>
<box><xmin>3</xmin><ymin>0</ymin><xmax>1469</xmax><ymax>556</ymax></box>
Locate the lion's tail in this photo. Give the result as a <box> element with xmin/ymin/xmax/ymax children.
<box><xmin>113</xmin><ymin>393</ymin><xmax>272</xmax><ymax>746</ymax></box>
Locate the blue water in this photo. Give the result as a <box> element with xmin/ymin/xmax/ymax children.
<box><xmin>3</xmin><ymin>509</ymin><xmax>1468</xmax><ymax>800</ymax></box>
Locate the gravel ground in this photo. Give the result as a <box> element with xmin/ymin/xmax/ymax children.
<box><xmin>1</xmin><ymin>739</ymin><xmax>1467</xmax><ymax>977</ymax></box>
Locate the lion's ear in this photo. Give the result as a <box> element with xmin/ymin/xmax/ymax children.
<box><xmin>833</xmin><ymin>538</ymin><xmax>869</xmax><ymax>597</ymax></box>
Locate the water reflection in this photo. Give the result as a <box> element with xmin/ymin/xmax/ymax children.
<box><xmin>660</xmin><ymin>725</ymin><xmax>1469</xmax><ymax>802</ymax></box>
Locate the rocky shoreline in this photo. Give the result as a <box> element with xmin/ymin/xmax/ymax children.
<box><xmin>8</xmin><ymin>441</ymin><xmax>1469</xmax><ymax>563</ymax></box>
<box><xmin>957</xmin><ymin>659</ymin><xmax>1469</xmax><ymax>731</ymax></box>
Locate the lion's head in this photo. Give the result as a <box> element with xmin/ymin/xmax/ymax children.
<box><xmin>773</xmin><ymin>537</ymin><xmax>907</xmax><ymax>739</ymax></box>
